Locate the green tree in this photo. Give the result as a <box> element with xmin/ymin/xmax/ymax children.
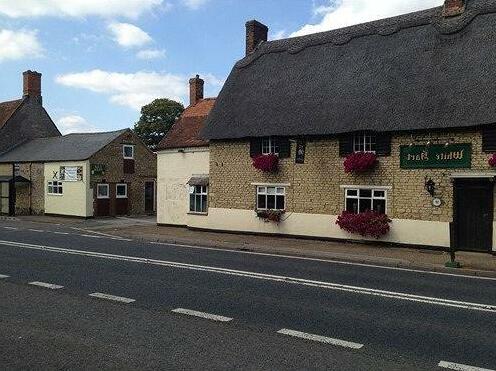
<box><xmin>133</xmin><ymin>98</ymin><xmax>184</xmax><ymax>150</ymax></box>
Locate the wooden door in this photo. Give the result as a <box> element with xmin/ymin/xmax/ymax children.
<box><xmin>453</xmin><ymin>179</ymin><xmax>493</xmax><ymax>252</ymax></box>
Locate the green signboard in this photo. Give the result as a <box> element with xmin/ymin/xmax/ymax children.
<box><xmin>400</xmin><ymin>143</ymin><xmax>472</xmax><ymax>169</ymax></box>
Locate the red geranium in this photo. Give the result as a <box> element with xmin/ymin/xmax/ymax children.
<box><xmin>253</xmin><ymin>154</ymin><xmax>279</xmax><ymax>173</ymax></box>
<box><xmin>344</xmin><ymin>152</ymin><xmax>377</xmax><ymax>173</ymax></box>
<box><xmin>336</xmin><ymin>210</ymin><xmax>391</xmax><ymax>238</ymax></box>
<box><xmin>489</xmin><ymin>154</ymin><xmax>496</xmax><ymax>167</ymax></box>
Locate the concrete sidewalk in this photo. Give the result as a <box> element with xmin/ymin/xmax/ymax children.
<box><xmin>12</xmin><ymin>215</ymin><xmax>496</xmax><ymax>277</ymax></box>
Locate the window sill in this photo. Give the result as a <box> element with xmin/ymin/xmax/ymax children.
<box><xmin>188</xmin><ymin>212</ymin><xmax>208</xmax><ymax>216</ymax></box>
<box><xmin>47</xmin><ymin>194</ymin><xmax>63</xmax><ymax>197</ymax></box>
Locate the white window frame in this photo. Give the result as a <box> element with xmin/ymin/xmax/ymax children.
<box><xmin>116</xmin><ymin>183</ymin><xmax>128</xmax><ymax>199</ymax></box>
<box><xmin>97</xmin><ymin>184</ymin><xmax>110</xmax><ymax>199</ymax></box>
<box><xmin>344</xmin><ymin>186</ymin><xmax>388</xmax><ymax>214</ymax></box>
<box><xmin>261</xmin><ymin>137</ymin><xmax>279</xmax><ymax>155</ymax></box>
<box><xmin>353</xmin><ymin>132</ymin><xmax>376</xmax><ymax>153</ymax></box>
<box><xmin>189</xmin><ymin>185</ymin><xmax>208</xmax><ymax>214</ymax></box>
<box><xmin>123</xmin><ymin>145</ymin><xmax>135</xmax><ymax>159</ymax></box>
<box><xmin>256</xmin><ymin>186</ymin><xmax>286</xmax><ymax>211</ymax></box>
<box><xmin>47</xmin><ymin>181</ymin><xmax>63</xmax><ymax>195</ymax></box>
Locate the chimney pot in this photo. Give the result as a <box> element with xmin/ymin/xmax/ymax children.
<box><xmin>443</xmin><ymin>0</ymin><xmax>465</xmax><ymax>17</ymax></box>
<box><xmin>23</xmin><ymin>70</ymin><xmax>42</xmax><ymax>104</ymax></box>
<box><xmin>189</xmin><ymin>74</ymin><xmax>204</xmax><ymax>106</ymax></box>
<box><xmin>245</xmin><ymin>20</ymin><xmax>268</xmax><ymax>56</ymax></box>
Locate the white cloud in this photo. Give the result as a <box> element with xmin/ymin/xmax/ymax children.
<box><xmin>136</xmin><ymin>49</ymin><xmax>166</xmax><ymax>60</ymax></box>
<box><xmin>108</xmin><ymin>22</ymin><xmax>152</xmax><ymax>48</ymax></box>
<box><xmin>272</xmin><ymin>30</ymin><xmax>287</xmax><ymax>40</ymax></box>
<box><xmin>0</xmin><ymin>0</ymin><xmax>165</xmax><ymax>18</ymax></box>
<box><xmin>56</xmin><ymin>115</ymin><xmax>100</xmax><ymax>134</ymax></box>
<box><xmin>56</xmin><ymin>69</ymin><xmax>224</xmax><ymax>110</ymax></box>
<box><xmin>182</xmin><ymin>0</ymin><xmax>208</xmax><ymax>10</ymax></box>
<box><xmin>0</xmin><ymin>29</ymin><xmax>43</xmax><ymax>62</ymax></box>
<box><xmin>291</xmin><ymin>0</ymin><xmax>444</xmax><ymax>37</ymax></box>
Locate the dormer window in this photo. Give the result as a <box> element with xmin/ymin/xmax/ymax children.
<box><xmin>261</xmin><ymin>137</ymin><xmax>279</xmax><ymax>155</ymax></box>
<box><xmin>353</xmin><ymin>132</ymin><xmax>376</xmax><ymax>153</ymax></box>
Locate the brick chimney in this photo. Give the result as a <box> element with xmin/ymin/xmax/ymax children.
<box><xmin>189</xmin><ymin>74</ymin><xmax>204</xmax><ymax>106</ymax></box>
<box><xmin>23</xmin><ymin>70</ymin><xmax>42</xmax><ymax>104</ymax></box>
<box><xmin>443</xmin><ymin>0</ymin><xmax>465</xmax><ymax>17</ymax></box>
<box><xmin>246</xmin><ymin>20</ymin><xmax>268</xmax><ymax>56</ymax></box>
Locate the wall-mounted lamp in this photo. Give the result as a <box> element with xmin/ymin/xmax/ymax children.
<box><xmin>424</xmin><ymin>177</ymin><xmax>436</xmax><ymax>197</ymax></box>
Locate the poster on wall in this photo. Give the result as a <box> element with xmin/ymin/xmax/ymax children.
<box><xmin>60</xmin><ymin>166</ymin><xmax>83</xmax><ymax>181</ymax></box>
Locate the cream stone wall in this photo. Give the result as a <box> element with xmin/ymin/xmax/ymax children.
<box><xmin>0</xmin><ymin>164</ymin><xmax>11</xmax><ymax>176</ymax></box>
<box><xmin>206</xmin><ymin>130</ymin><xmax>496</xmax><ymax>249</ymax></box>
<box><xmin>157</xmin><ymin>147</ymin><xmax>209</xmax><ymax>225</ymax></box>
<box><xmin>44</xmin><ymin>161</ymin><xmax>92</xmax><ymax>217</ymax></box>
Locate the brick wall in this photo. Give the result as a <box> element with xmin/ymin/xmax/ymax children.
<box><xmin>90</xmin><ymin>130</ymin><xmax>156</xmax><ymax>215</ymax></box>
<box><xmin>209</xmin><ymin>129</ymin><xmax>493</xmax><ymax>223</ymax></box>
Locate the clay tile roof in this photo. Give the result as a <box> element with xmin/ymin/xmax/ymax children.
<box><xmin>157</xmin><ymin>98</ymin><xmax>215</xmax><ymax>150</ymax></box>
<box><xmin>0</xmin><ymin>99</ymin><xmax>23</xmax><ymax>129</ymax></box>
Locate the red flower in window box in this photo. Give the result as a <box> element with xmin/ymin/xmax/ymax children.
<box><xmin>344</xmin><ymin>152</ymin><xmax>378</xmax><ymax>173</ymax></box>
<box><xmin>336</xmin><ymin>210</ymin><xmax>391</xmax><ymax>238</ymax></box>
<box><xmin>489</xmin><ymin>154</ymin><xmax>496</xmax><ymax>167</ymax></box>
<box><xmin>253</xmin><ymin>154</ymin><xmax>279</xmax><ymax>173</ymax></box>
<box><xmin>256</xmin><ymin>210</ymin><xmax>284</xmax><ymax>223</ymax></box>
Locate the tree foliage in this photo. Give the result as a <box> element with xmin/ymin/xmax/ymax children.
<box><xmin>133</xmin><ymin>98</ymin><xmax>184</xmax><ymax>150</ymax></box>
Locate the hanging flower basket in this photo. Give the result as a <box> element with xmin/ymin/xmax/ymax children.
<box><xmin>252</xmin><ymin>154</ymin><xmax>279</xmax><ymax>173</ymax></box>
<box><xmin>256</xmin><ymin>210</ymin><xmax>284</xmax><ymax>223</ymax></box>
<box><xmin>336</xmin><ymin>210</ymin><xmax>391</xmax><ymax>238</ymax></box>
<box><xmin>489</xmin><ymin>154</ymin><xmax>496</xmax><ymax>167</ymax></box>
<box><xmin>344</xmin><ymin>152</ymin><xmax>378</xmax><ymax>173</ymax></box>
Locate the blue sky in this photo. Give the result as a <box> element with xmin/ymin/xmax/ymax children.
<box><xmin>0</xmin><ymin>0</ymin><xmax>442</xmax><ymax>134</ymax></box>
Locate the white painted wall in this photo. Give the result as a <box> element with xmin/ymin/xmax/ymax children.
<box><xmin>188</xmin><ymin>208</ymin><xmax>452</xmax><ymax>248</ymax></box>
<box><xmin>44</xmin><ymin>161</ymin><xmax>93</xmax><ymax>217</ymax></box>
<box><xmin>157</xmin><ymin>147</ymin><xmax>209</xmax><ymax>225</ymax></box>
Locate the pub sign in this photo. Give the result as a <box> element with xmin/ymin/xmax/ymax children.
<box><xmin>400</xmin><ymin>143</ymin><xmax>472</xmax><ymax>169</ymax></box>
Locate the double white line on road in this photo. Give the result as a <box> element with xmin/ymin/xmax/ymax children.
<box><xmin>439</xmin><ymin>361</ymin><xmax>495</xmax><ymax>371</ymax></box>
<box><xmin>0</xmin><ymin>239</ymin><xmax>495</xmax><ymax>313</ymax></box>
<box><xmin>29</xmin><ymin>281</ymin><xmax>64</xmax><ymax>290</ymax></box>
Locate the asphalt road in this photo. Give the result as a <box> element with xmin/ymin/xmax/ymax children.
<box><xmin>0</xmin><ymin>219</ymin><xmax>495</xmax><ymax>370</ymax></box>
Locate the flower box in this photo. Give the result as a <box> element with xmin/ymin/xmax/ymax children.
<box><xmin>336</xmin><ymin>210</ymin><xmax>391</xmax><ymax>238</ymax></box>
<box><xmin>256</xmin><ymin>210</ymin><xmax>284</xmax><ymax>223</ymax></box>
<box><xmin>253</xmin><ymin>154</ymin><xmax>279</xmax><ymax>173</ymax></box>
<box><xmin>344</xmin><ymin>152</ymin><xmax>377</xmax><ymax>173</ymax></box>
<box><xmin>489</xmin><ymin>153</ymin><xmax>496</xmax><ymax>167</ymax></box>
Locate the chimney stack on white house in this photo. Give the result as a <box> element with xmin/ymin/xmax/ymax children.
<box><xmin>189</xmin><ymin>74</ymin><xmax>204</xmax><ymax>106</ymax></box>
<box><xmin>23</xmin><ymin>70</ymin><xmax>42</xmax><ymax>104</ymax></box>
<box><xmin>245</xmin><ymin>20</ymin><xmax>268</xmax><ymax>56</ymax></box>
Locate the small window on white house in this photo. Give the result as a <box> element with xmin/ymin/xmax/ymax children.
<box><xmin>123</xmin><ymin>145</ymin><xmax>134</xmax><ymax>159</ymax></box>
<box><xmin>116</xmin><ymin>184</ymin><xmax>128</xmax><ymax>198</ymax></box>
<box><xmin>189</xmin><ymin>185</ymin><xmax>208</xmax><ymax>213</ymax></box>
<box><xmin>257</xmin><ymin>186</ymin><xmax>285</xmax><ymax>211</ymax></box>
<box><xmin>261</xmin><ymin>137</ymin><xmax>279</xmax><ymax>155</ymax></box>
<box><xmin>97</xmin><ymin>184</ymin><xmax>109</xmax><ymax>199</ymax></box>
<box><xmin>47</xmin><ymin>181</ymin><xmax>63</xmax><ymax>195</ymax></box>
<box><xmin>353</xmin><ymin>132</ymin><xmax>376</xmax><ymax>153</ymax></box>
<box><xmin>345</xmin><ymin>188</ymin><xmax>387</xmax><ymax>214</ymax></box>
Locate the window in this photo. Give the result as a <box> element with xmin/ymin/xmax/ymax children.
<box><xmin>116</xmin><ymin>184</ymin><xmax>128</xmax><ymax>198</ymax></box>
<box><xmin>97</xmin><ymin>184</ymin><xmax>109</xmax><ymax>199</ymax></box>
<box><xmin>261</xmin><ymin>137</ymin><xmax>280</xmax><ymax>155</ymax></box>
<box><xmin>189</xmin><ymin>185</ymin><xmax>208</xmax><ymax>213</ymax></box>
<box><xmin>47</xmin><ymin>181</ymin><xmax>63</xmax><ymax>195</ymax></box>
<box><xmin>257</xmin><ymin>186</ymin><xmax>285</xmax><ymax>211</ymax></box>
<box><xmin>353</xmin><ymin>132</ymin><xmax>376</xmax><ymax>153</ymax></box>
<box><xmin>123</xmin><ymin>145</ymin><xmax>134</xmax><ymax>159</ymax></box>
<box><xmin>345</xmin><ymin>188</ymin><xmax>387</xmax><ymax>214</ymax></box>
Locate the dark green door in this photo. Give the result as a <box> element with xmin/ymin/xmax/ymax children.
<box><xmin>453</xmin><ymin>179</ymin><xmax>494</xmax><ymax>252</ymax></box>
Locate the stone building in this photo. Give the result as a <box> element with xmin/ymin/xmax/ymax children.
<box><xmin>156</xmin><ymin>75</ymin><xmax>215</xmax><ymax>225</ymax></box>
<box><xmin>0</xmin><ymin>71</ymin><xmax>156</xmax><ymax>217</ymax></box>
<box><xmin>197</xmin><ymin>0</ymin><xmax>496</xmax><ymax>253</ymax></box>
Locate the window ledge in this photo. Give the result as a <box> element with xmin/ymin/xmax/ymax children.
<box><xmin>188</xmin><ymin>212</ymin><xmax>208</xmax><ymax>216</ymax></box>
<box><xmin>47</xmin><ymin>194</ymin><xmax>64</xmax><ymax>197</ymax></box>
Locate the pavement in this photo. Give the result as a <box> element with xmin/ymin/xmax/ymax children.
<box><xmin>0</xmin><ymin>218</ymin><xmax>495</xmax><ymax>370</ymax></box>
<box><xmin>12</xmin><ymin>214</ymin><xmax>496</xmax><ymax>278</ymax></box>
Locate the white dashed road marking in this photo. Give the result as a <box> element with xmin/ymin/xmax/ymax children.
<box><xmin>89</xmin><ymin>292</ymin><xmax>135</xmax><ymax>303</ymax></box>
<box><xmin>28</xmin><ymin>281</ymin><xmax>64</xmax><ymax>290</ymax></box>
<box><xmin>53</xmin><ymin>232</ymin><xmax>70</xmax><ymax>235</ymax></box>
<box><xmin>79</xmin><ymin>234</ymin><xmax>102</xmax><ymax>239</ymax></box>
<box><xmin>277</xmin><ymin>328</ymin><xmax>364</xmax><ymax>349</ymax></box>
<box><xmin>172</xmin><ymin>308</ymin><xmax>233</xmax><ymax>322</ymax></box>
<box><xmin>0</xmin><ymin>274</ymin><xmax>9</xmax><ymax>279</ymax></box>
<box><xmin>438</xmin><ymin>361</ymin><xmax>495</xmax><ymax>371</ymax></box>
<box><xmin>27</xmin><ymin>229</ymin><xmax>44</xmax><ymax>233</ymax></box>
<box><xmin>2</xmin><ymin>227</ymin><xmax>17</xmax><ymax>230</ymax></box>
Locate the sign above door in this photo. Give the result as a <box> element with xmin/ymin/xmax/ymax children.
<box><xmin>400</xmin><ymin>143</ymin><xmax>472</xmax><ymax>169</ymax></box>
